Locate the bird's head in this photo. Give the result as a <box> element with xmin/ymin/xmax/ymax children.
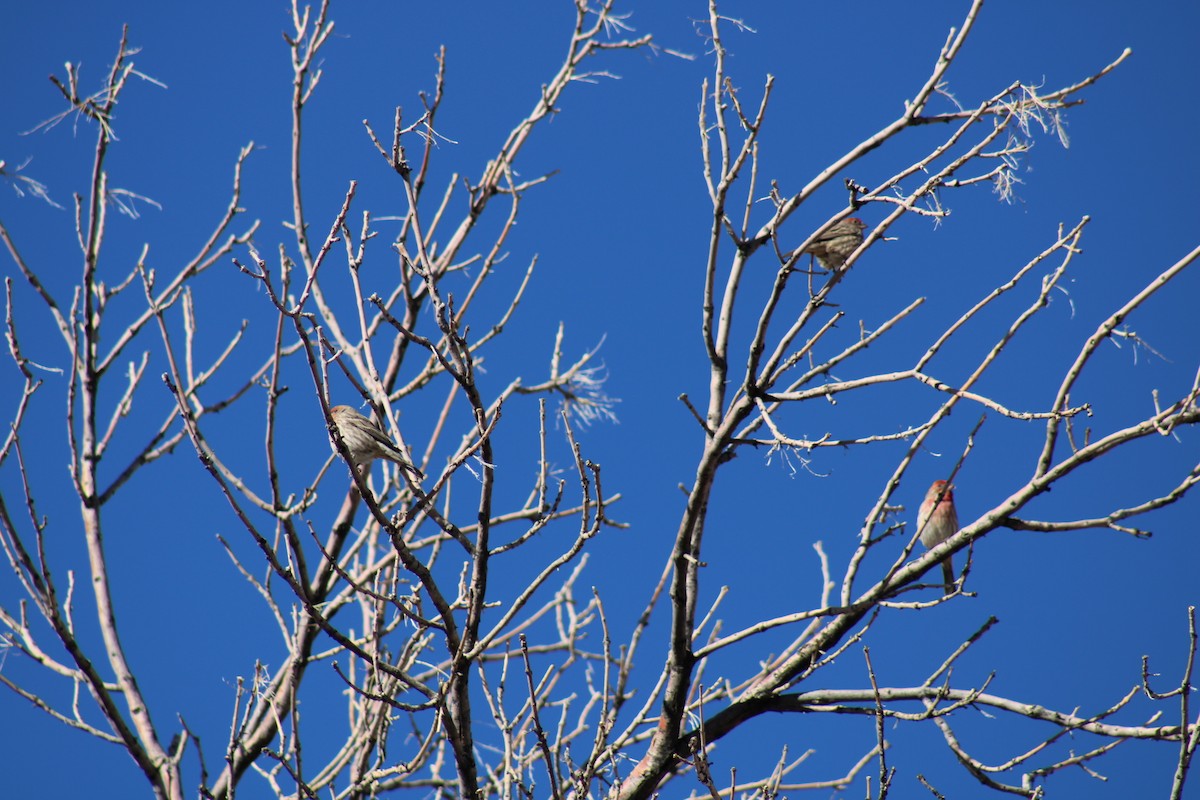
<box><xmin>929</xmin><ymin>479</ymin><xmax>954</xmax><ymax>498</ymax></box>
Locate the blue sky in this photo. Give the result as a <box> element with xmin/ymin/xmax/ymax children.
<box><xmin>2</xmin><ymin>2</ymin><xmax>1198</xmax><ymax>798</ymax></box>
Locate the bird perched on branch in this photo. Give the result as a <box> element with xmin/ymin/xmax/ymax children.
<box><xmin>800</xmin><ymin>217</ymin><xmax>867</xmax><ymax>271</ymax></box>
<box><xmin>917</xmin><ymin>479</ymin><xmax>958</xmax><ymax>596</ymax></box>
<box><xmin>329</xmin><ymin>404</ymin><xmax>423</xmax><ymax>480</ymax></box>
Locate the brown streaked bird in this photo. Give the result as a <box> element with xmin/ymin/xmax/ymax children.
<box><xmin>800</xmin><ymin>217</ymin><xmax>867</xmax><ymax>271</ymax></box>
<box><xmin>917</xmin><ymin>479</ymin><xmax>958</xmax><ymax>596</ymax></box>
<box><xmin>329</xmin><ymin>404</ymin><xmax>423</xmax><ymax>480</ymax></box>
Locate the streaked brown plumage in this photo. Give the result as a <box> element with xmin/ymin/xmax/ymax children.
<box><xmin>801</xmin><ymin>217</ymin><xmax>867</xmax><ymax>271</ymax></box>
<box><xmin>330</xmin><ymin>405</ymin><xmax>423</xmax><ymax>480</ymax></box>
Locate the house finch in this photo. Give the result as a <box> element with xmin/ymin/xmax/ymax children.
<box><xmin>329</xmin><ymin>404</ymin><xmax>423</xmax><ymax>480</ymax></box>
<box><xmin>800</xmin><ymin>217</ymin><xmax>867</xmax><ymax>271</ymax></box>
<box><xmin>916</xmin><ymin>479</ymin><xmax>958</xmax><ymax>596</ymax></box>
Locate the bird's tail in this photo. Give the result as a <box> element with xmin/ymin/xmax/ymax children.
<box><xmin>941</xmin><ymin>557</ymin><xmax>956</xmax><ymax>597</ymax></box>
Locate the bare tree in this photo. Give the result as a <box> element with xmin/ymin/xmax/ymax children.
<box><xmin>2</xmin><ymin>2</ymin><xmax>1198</xmax><ymax>799</ymax></box>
